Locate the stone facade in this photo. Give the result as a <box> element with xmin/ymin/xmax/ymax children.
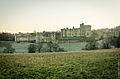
<box><xmin>113</xmin><ymin>25</ymin><xmax>120</xmax><ymax>37</ymax></box>
<box><xmin>15</xmin><ymin>32</ymin><xmax>36</xmax><ymax>42</ymax></box>
<box><xmin>15</xmin><ymin>23</ymin><xmax>120</xmax><ymax>43</ymax></box>
<box><xmin>92</xmin><ymin>29</ymin><xmax>113</xmax><ymax>40</ymax></box>
<box><xmin>92</xmin><ymin>25</ymin><xmax>120</xmax><ymax>40</ymax></box>
<box><xmin>15</xmin><ymin>23</ymin><xmax>92</xmax><ymax>43</ymax></box>
<box><xmin>61</xmin><ymin>23</ymin><xmax>91</xmax><ymax>38</ymax></box>
<box><xmin>36</xmin><ymin>31</ymin><xmax>60</xmax><ymax>43</ymax></box>
<box><xmin>15</xmin><ymin>31</ymin><xmax>61</xmax><ymax>43</ymax></box>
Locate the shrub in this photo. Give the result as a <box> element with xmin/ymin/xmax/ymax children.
<box><xmin>84</xmin><ymin>41</ymin><xmax>98</xmax><ymax>50</ymax></box>
<box><xmin>47</xmin><ymin>41</ymin><xmax>53</xmax><ymax>52</ymax></box>
<box><xmin>28</xmin><ymin>44</ymin><xmax>37</xmax><ymax>53</ymax></box>
<box><xmin>0</xmin><ymin>42</ymin><xmax>15</xmax><ymax>53</ymax></box>
<box><xmin>116</xmin><ymin>33</ymin><xmax>120</xmax><ymax>48</ymax></box>
<box><xmin>46</xmin><ymin>41</ymin><xmax>65</xmax><ymax>52</ymax></box>
<box><xmin>102</xmin><ymin>41</ymin><xmax>111</xmax><ymax>49</ymax></box>
<box><xmin>3</xmin><ymin>47</ymin><xmax>15</xmax><ymax>53</ymax></box>
<box><xmin>59</xmin><ymin>48</ymin><xmax>65</xmax><ymax>52</ymax></box>
<box><xmin>37</xmin><ymin>42</ymin><xmax>43</xmax><ymax>53</ymax></box>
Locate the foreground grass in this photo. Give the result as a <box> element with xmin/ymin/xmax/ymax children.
<box><xmin>0</xmin><ymin>49</ymin><xmax>120</xmax><ymax>79</ymax></box>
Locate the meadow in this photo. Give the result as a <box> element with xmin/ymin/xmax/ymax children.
<box><xmin>0</xmin><ymin>48</ymin><xmax>120</xmax><ymax>79</ymax></box>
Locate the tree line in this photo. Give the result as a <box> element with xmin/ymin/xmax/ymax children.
<box><xmin>84</xmin><ymin>33</ymin><xmax>120</xmax><ymax>50</ymax></box>
<box><xmin>28</xmin><ymin>41</ymin><xmax>65</xmax><ymax>53</ymax></box>
<box><xmin>0</xmin><ymin>32</ymin><xmax>15</xmax><ymax>41</ymax></box>
<box><xmin>0</xmin><ymin>41</ymin><xmax>65</xmax><ymax>53</ymax></box>
<box><xmin>0</xmin><ymin>42</ymin><xmax>15</xmax><ymax>53</ymax></box>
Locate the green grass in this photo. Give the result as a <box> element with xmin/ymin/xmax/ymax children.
<box><xmin>0</xmin><ymin>49</ymin><xmax>120</xmax><ymax>79</ymax></box>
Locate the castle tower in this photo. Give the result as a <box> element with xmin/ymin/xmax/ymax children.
<box><xmin>80</xmin><ymin>23</ymin><xmax>91</xmax><ymax>37</ymax></box>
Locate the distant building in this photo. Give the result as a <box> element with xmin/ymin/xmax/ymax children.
<box><xmin>92</xmin><ymin>28</ymin><xmax>113</xmax><ymax>40</ymax></box>
<box><xmin>0</xmin><ymin>32</ymin><xmax>15</xmax><ymax>41</ymax></box>
<box><xmin>92</xmin><ymin>25</ymin><xmax>120</xmax><ymax>40</ymax></box>
<box><xmin>113</xmin><ymin>25</ymin><xmax>120</xmax><ymax>37</ymax></box>
<box><xmin>15</xmin><ymin>23</ymin><xmax>92</xmax><ymax>43</ymax></box>
<box><xmin>15</xmin><ymin>32</ymin><xmax>36</xmax><ymax>42</ymax></box>
<box><xmin>61</xmin><ymin>23</ymin><xmax>91</xmax><ymax>38</ymax></box>
<box><xmin>14</xmin><ymin>23</ymin><xmax>120</xmax><ymax>43</ymax></box>
<box><xmin>36</xmin><ymin>31</ymin><xmax>61</xmax><ymax>43</ymax></box>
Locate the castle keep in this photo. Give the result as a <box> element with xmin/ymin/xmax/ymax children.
<box><xmin>61</xmin><ymin>23</ymin><xmax>91</xmax><ymax>38</ymax></box>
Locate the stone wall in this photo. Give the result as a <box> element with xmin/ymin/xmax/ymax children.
<box><xmin>61</xmin><ymin>23</ymin><xmax>91</xmax><ymax>38</ymax></box>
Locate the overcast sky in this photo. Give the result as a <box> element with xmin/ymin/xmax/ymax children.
<box><xmin>0</xmin><ymin>0</ymin><xmax>120</xmax><ymax>33</ymax></box>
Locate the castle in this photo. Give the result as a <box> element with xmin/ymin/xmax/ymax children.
<box><xmin>15</xmin><ymin>23</ymin><xmax>120</xmax><ymax>43</ymax></box>
<box><xmin>15</xmin><ymin>23</ymin><xmax>92</xmax><ymax>43</ymax></box>
<box><xmin>61</xmin><ymin>23</ymin><xmax>91</xmax><ymax>38</ymax></box>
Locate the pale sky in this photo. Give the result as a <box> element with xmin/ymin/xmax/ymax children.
<box><xmin>0</xmin><ymin>0</ymin><xmax>120</xmax><ymax>33</ymax></box>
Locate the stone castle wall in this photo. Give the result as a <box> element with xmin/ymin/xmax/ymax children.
<box><xmin>61</xmin><ymin>23</ymin><xmax>91</xmax><ymax>38</ymax></box>
<box><xmin>15</xmin><ymin>23</ymin><xmax>120</xmax><ymax>43</ymax></box>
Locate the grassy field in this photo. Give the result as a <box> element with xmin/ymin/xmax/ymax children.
<box><xmin>0</xmin><ymin>49</ymin><xmax>120</xmax><ymax>79</ymax></box>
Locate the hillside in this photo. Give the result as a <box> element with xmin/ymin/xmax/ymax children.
<box><xmin>0</xmin><ymin>49</ymin><xmax>120</xmax><ymax>79</ymax></box>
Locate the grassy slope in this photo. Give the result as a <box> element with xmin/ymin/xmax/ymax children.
<box><xmin>0</xmin><ymin>49</ymin><xmax>120</xmax><ymax>79</ymax></box>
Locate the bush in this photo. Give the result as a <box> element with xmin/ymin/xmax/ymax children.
<box><xmin>102</xmin><ymin>33</ymin><xmax>120</xmax><ymax>48</ymax></box>
<box><xmin>59</xmin><ymin>48</ymin><xmax>65</xmax><ymax>52</ymax></box>
<box><xmin>0</xmin><ymin>42</ymin><xmax>15</xmax><ymax>53</ymax></box>
<box><xmin>84</xmin><ymin>41</ymin><xmax>98</xmax><ymax>50</ymax></box>
<box><xmin>37</xmin><ymin>42</ymin><xmax>43</xmax><ymax>53</ymax></box>
<box><xmin>47</xmin><ymin>41</ymin><xmax>53</xmax><ymax>52</ymax></box>
<box><xmin>28</xmin><ymin>44</ymin><xmax>37</xmax><ymax>53</ymax></box>
<box><xmin>3</xmin><ymin>47</ymin><xmax>15</xmax><ymax>53</ymax></box>
<box><xmin>46</xmin><ymin>41</ymin><xmax>65</xmax><ymax>52</ymax></box>
<box><xmin>116</xmin><ymin>33</ymin><xmax>120</xmax><ymax>48</ymax></box>
<box><xmin>102</xmin><ymin>41</ymin><xmax>111</xmax><ymax>49</ymax></box>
